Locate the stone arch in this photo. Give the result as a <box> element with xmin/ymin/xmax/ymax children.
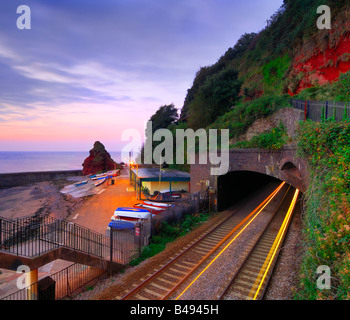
<box><xmin>216</xmin><ymin>170</ymin><xmax>278</xmax><ymax>211</ymax></box>
<box><xmin>281</xmin><ymin>161</ymin><xmax>298</xmax><ymax>170</ymax></box>
<box><xmin>278</xmin><ymin>160</ymin><xmax>304</xmax><ymax>192</ymax></box>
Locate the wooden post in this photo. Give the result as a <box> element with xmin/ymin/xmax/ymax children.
<box><xmin>138</xmin><ymin>223</ymin><xmax>142</xmax><ymax>257</ymax></box>
<box><xmin>208</xmin><ymin>191</ymin><xmax>211</xmax><ymax>214</ymax></box>
<box><xmin>109</xmin><ymin>228</ymin><xmax>113</xmax><ymax>276</ymax></box>
<box><xmin>26</xmin><ymin>269</ymin><xmax>38</xmax><ymax>300</ymax></box>
<box><xmin>0</xmin><ymin>219</ymin><xmax>2</xmax><ymax>248</ymax></box>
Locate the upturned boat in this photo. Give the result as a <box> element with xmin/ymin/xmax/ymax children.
<box><xmin>111</xmin><ymin>207</ymin><xmax>151</xmax><ymax>223</ymax></box>
<box><xmin>133</xmin><ymin>203</ymin><xmax>165</xmax><ymax>215</ymax></box>
<box><xmin>75</xmin><ymin>180</ymin><xmax>88</xmax><ymax>187</ymax></box>
<box><xmin>94</xmin><ymin>178</ymin><xmax>106</xmax><ymax>187</ymax></box>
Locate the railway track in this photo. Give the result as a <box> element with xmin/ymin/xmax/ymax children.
<box><xmin>219</xmin><ymin>186</ymin><xmax>300</xmax><ymax>300</ymax></box>
<box><xmin>120</xmin><ymin>181</ymin><xmax>290</xmax><ymax>300</ymax></box>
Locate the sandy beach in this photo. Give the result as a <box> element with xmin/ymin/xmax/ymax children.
<box><xmin>0</xmin><ymin>170</ymin><xmax>135</xmax><ymax>299</ymax></box>
<box><xmin>0</xmin><ymin>176</ymin><xmax>88</xmax><ymax>298</ymax></box>
<box><xmin>0</xmin><ymin>178</ymin><xmax>87</xmax><ymax>221</ymax></box>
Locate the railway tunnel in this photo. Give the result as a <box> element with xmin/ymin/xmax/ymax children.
<box><xmin>216</xmin><ymin>171</ymin><xmax>280</xmax><ymax>212</ymax></box>
<box><xmin>191</xmin><ymin>148</ymin><xmax>309</xmax><ymax>212</ymax></box>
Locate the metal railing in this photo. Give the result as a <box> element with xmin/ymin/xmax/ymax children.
<box><xmin>0</xmin><ymin>221</ymin><xmax>143</xmax><ymax>300</ymax></box>
<box><xmin>1</xmin><ymin>262</ymin><xmax>106</xmax><ymax>300</ymax></box>
<box><xmin>291</xmin><ymin>99</ymin><xmax>350</xmax><ymax>122</ymax></box>
<box><xmin>0</xmin><ymin>213</ymin><xmax>137</xmax><ymax>266</ymax></box>
<box><xmin>0</xmin><ymin>191</ymin><xmax>209</xmax><ymax>300</ymax></box>
<box><xmin>151</xmin><ymin>191</ymin><xmax>209</xmax><ymax>232</ymax></box>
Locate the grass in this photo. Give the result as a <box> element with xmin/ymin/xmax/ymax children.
<box><xmin>208</xmin><ymin>95</ymin><xmax>292</xmax><ymax>140</ymax></box>
<box><xmin>294</xmin><ymin>120</ymin><xmax>350</xmax><ymax>300</ymax></box>
<box><xmin>232</xmin><ymin>122</ymin><xmax>289</xmax><ymax>150</ymax></box>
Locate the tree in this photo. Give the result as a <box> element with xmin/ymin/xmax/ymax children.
<box><xmin>149</xmin><ymin>104</ymin><xmax>178</xmax><ymax>132</ymax></box>
<box><xmin>138</xmin><ymin>104</ymin><xmax>178</xmax><ymax>164</ymax></box>
<box><xmin>187</xmin><ymin>67</ymin><xmax>242</xmax><ymax>129</ymax></box>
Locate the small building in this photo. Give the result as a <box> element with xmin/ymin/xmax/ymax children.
<box><xmin>130</xmin><ymin>167</ymin><xmax>190</xmax><ymax>200</ymax></box>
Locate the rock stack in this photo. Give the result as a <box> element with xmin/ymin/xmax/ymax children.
<box><xmin>82</xmin><ymin>141</ymin><xmax>116</xmax><ymax>175</ymax></box>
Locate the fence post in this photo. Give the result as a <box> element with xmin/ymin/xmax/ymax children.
<box><xmin>325</xmin><ymin>101</ymin><xmax>328</xmax><ymax>120</ymax></box>
<box><xmin>66</xmin><ymin>267</ymin><xmax>69</xmax><ymax>297</ymax></box>
<box><xmin>304</xmin><ymin>100</ymin><xmax>307</xmax><ymax>120</ymax></box>
<box><xmin>180</xmin><ymin>198</ymin><xmax>183</xmax><ymax>218</ymax></box>
<box><xmin>138</xmin><ymin>223</ymin><xmax>142</xmax><ymax>257</ymax></box>
<box><xmin>109</xmin><ymin>228</ymin><xmax>114</xmax><ymax>276</ymax></box>
<box><xmin>16</xmin><ymin>220</ymin><xmax>19</xmax><ymax>256</ymax></box>
<box><xmin>197</xmin><ymin>193</ymin><xmax>200</xmax><ymax>213</ymax></box>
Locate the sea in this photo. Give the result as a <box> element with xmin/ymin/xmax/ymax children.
<box><xmin>0</xmin><ymin>151</ymin><xmax>122</xmax><ymax>174</ymax></box>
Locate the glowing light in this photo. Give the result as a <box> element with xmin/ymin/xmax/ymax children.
<box><xmin>251</xmin><ymin>188</ymin><xmax>300</xmax><ymax>300</ymax></box>
<box><xmin>175</xmin><ymin>181</ymin><xmax>286</xmax><ymax>300</ymax></box>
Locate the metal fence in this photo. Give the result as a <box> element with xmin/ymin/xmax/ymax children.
<box><xmin>0</xmin><ymin>220</ymin><xmax>144</xmax><ymax>300</ymax></box>
<box><xmin>151</xmin><ymin>191</ymin><xmax>209</xmax><ymax>232</ymax></box>
<box><xmin>0</xmin><ymin>214</ymin><xmax>132</xmax><ymax>265</ymax></box>
<box><xmin>109</xmin><ymin>224</ymin><xmax>147</xmax><ymax>266</ymax></box>
<box><xmin>0</xmin><ymin>191</ymin><xmax>209</xmax><ymax>300</ymax></box>
<box><xmin>291</xmin><ymin>99</ymin><xmax>350</xmax><ymax>122</ymax></box>
<box><xmin>1</xmin><ymin>262</ymin><xmax>106</xmax><ymax>300</ymax></box>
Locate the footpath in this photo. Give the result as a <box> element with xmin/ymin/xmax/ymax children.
<box><xmin>0</xmin><ymin>170</ymin><xmax>137</xmax><ymax>299</ymax></box>
<box><xmin>67</xmin><ymin>171</ymin><xmax>137</xmax><ymax>234</ymax></box>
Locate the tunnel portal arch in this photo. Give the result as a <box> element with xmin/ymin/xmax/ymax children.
<box><xmin>217</xmin><ymin>170</ymin><xmax>280</xmax><ymax>212</ymax></box>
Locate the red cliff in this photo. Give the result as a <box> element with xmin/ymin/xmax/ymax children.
<box><xmin>82</xmin><ymin>141</ymin><xmax>116</xmax><ymax>175</ymax></box>
<box><xmin>288</xmin><ymin>29</ymin><xmax>350</xmax><ymax>95</ymax></box>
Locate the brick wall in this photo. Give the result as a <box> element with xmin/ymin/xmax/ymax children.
<box><xmin>190</xmin><ymin>147</ymin><xmax>309</xmax><ymax>211</ymax></box>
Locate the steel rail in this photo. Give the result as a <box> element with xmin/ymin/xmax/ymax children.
<box><xmin>218</xmin><ymin>185</ymin><xmax>292</xmax><ymax>300</ymax></box>
<box><xmin>218</xmin><ymin>187</ymin><xmax>299</xmax><ymax>300</ymax></box>
<box><xmin>170</xmin><ymin>181</ymin><xmax>286</xmax><ymax>300</ymax></box>
<box><xmin>120</xmin><ymin>181</ymin><xmax>286</xmax><ymax>300</ymax></box>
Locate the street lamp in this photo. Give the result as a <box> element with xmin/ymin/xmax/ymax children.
<box><xmin>130</xmin><ymin>161</ymin><xmax>139</xmax><ymax>199</ymax></box>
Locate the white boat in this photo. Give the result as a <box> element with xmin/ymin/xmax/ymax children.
<box><xmin>143</xmin><ymin>201</ymin><xmax>175</xmax><ymax>208</ymax></box>
<box><xmin>91</xmin><ymin>174</ymin><xmax>108</xmax><ymax>181</ymax></box>
<box><xmin>133</xmin><ymin>203</ymin><xmax>165</xmax><ymax>215</ymax></box>
<box><xmin>94</xmin><ymin>178</ymin><xmax>106</xmax><ymax>187</ymax></box>
<box><xmin>112</xmin><ymin>207</ymin><xmax>151</xmax><ymax>223</ymax></box>
<box><xmin>75</xmin><ymin>180</ymin><xmax>88</xmax><ymax>187</ymax></box>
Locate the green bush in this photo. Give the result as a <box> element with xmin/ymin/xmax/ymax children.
<box><xmin>262</xmin><ymin>54</ymin><xmax>291</xmax><ymax>92</ymax></box>
<box><xmin>295</xmin><ymin>70</ymin><xmax>350</xmax><ymax>102</ymax></box>
<box><xmin>295</xmin><ymin>120</ymin><xmax>350</xmax><ymax>300</ymax></box>
<box><xmin>129</xmin><ymin>213</ymin><xmax>211</xmax><ymax>266</ymax></box>
<box><xmin>233</xmin><ymin>122</ymin><xmax>288</xmax><ymax>150</ymax></box>
<box><xmin>209</xmin><ymin>95</ymin><xmax>291</xmax><ymax>140</ymax></box>
<box><xmin>187</xmin><ymin>67</ymin><xmax>242</xmax><ymax>129</ymax></box>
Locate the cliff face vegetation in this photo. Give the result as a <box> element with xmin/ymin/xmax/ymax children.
<box><xmin>167</xmin><ymin>0</ymin><xmax>350</xmax><ymax>300</ymax></box>
<box><xmin>296</xmin><ymin>121</ymin><xmax>350</xmax><ymax>300</ymax></box>
<box><xmin>179</xmin><ymin>0</ymin><xmax>350</xmax><ymax>127</ymax></box>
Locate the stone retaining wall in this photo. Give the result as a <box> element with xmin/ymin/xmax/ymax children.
<box><xmin>0</xmin><ymin>170</ymin><xmax>83</xmax><ymax>189</ymax></box>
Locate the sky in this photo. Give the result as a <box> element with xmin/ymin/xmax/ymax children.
<box><xmin>0</xmin><ymin>0</ymin><xmax>283</xmax><ymax>152</ymax></box>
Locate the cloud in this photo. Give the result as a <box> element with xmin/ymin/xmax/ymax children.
<box><xmin>0</xmin><ymin>0</ymin><xmax>284</xmax><ymax>150</ymax></box>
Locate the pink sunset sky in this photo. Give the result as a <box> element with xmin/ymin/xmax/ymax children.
<box><xmin>0</xmin><ymin>0</ymin><xmax>283</xmax><ymax>152</ymax></box>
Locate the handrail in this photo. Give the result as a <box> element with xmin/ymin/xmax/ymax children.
<box><xmin>0</xmin><ymin>214</ymin><xmax>116</xmax><ymax>262</ymax></box>
<box><xmin>290</xmin><ymin>98</ymin><xmax>349</xmax><ymax>122</ymax></box>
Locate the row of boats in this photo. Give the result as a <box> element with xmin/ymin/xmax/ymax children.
<box><xmin>107</xmin><ymin>193</ymin><xmax>179</xmax><ymax>230</ymax></box>
<box><xmin>75</xmin><ymin>169</ymin><xmax>120</xmax><ymax>188</ymax></box>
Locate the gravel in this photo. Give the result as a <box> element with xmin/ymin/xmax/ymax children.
<box><xmin>74</xmin><ymin>192</ymin><xmax>303</xmax><ymax>300</ymax></box>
